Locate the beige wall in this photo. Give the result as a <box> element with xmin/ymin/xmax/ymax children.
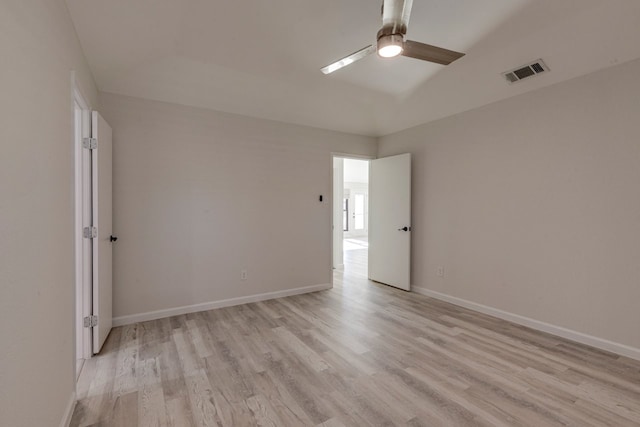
<box><xmin>0</xmin><ymin>1</ymin><xmax>97</xmax><ymax>426</ymax></box>
<box><xmin>379</xmin><ymin>58</ymin><xmax>640</xmax><ymax>350</ymax></box>
<box><xmin>98</xmin><ymin>93</ymin><xmax>377</xmax><ymax>319</ymax></box>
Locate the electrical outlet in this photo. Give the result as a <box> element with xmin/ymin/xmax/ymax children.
<box><xmin>437</xmin><ymin>266</ymin><xmax>444</xmax><ymax>277</ymax></box>
<box><xmin>240</xmin><ymin>270</ymin><xmax>247</xmax><ymax>281</ymax></box>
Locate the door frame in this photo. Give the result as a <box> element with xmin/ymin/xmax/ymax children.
<box><xmin>72</xmin><ymin>74</ymin><xmax>93</xmax><ymax>379</ymax></box>
<box><xmin>330</xmin><ymin>153</ymin><xmax>374</xmax><ymax>286</ymax></box>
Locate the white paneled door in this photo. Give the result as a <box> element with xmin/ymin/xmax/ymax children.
<box><xmin>92</xmin><ymin>111</ymin><xmax>114</xmax><ymax>353</ymax></box>
<box><xmin>369</xmin><ymin>153</ymin><xmax>411</xmax><ymax>290</ymax></box>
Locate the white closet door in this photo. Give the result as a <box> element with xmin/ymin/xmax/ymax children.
<box><xmin>92</xmin><ymin>111</ymin><xmax>113</xmax><ymax>353</ymax></box>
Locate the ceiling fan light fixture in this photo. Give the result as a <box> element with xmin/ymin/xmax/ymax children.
<box><xmin>320</xmin><ymin>0</ymin><xmax>465</xmax><ymax>74</ymax></box>
<box><xmin>377</xmin><ymin>34</ymin><xmax>404</xmax><ymax>58</ymax></box>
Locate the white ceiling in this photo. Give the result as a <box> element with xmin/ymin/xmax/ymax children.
<box><xmin>66</xmin><ymin>0</ymin><xmax>640</xmax><ymax>136</ymax></box>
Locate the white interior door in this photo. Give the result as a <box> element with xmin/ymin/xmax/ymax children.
<box><xmin>369</xmin><ymin>153</ymin><xmax>411</xmax><ymax>290</ymax></box>
<box><xmin>92</xmin><ymin>111</ymin><xmax>113</xmax><ymax>353</ymax></box>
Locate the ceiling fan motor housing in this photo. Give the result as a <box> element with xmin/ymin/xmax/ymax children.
<box><xmin>377</xmin><ymin>33</ymin><xmax>405</xmax><ymax>57</ymax></box>
<box><xmin>377</xmin><ymin>25</ymin><xmax>407</xmax><ymax>40</ymax></box>
<box><xmin>377</xmin><ymin>23</ymin><xmax>407</xmax><ymax>55</ymax></box>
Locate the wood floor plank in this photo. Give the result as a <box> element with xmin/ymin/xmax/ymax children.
<box><xmin>184</xmin><ymin>369</ymin><xmax>222</xmax><ymax>427</ymax></box>
<box><xmin>245</xmin><ymin>393</ymin><xmax>283</xmax><ymax>427</ymax></box>
<box><xmin>72</xmin><ymin>247</ymin><xmax>640</xmax><ymax>426</ymax></box>
<box><xmin>252</xmin><ymin>369</ymin><xmax>316</xmax><ymax>425</ymax></box>
<box><xmin>137</xmin><ymin>357</ymin><xmax>167</xmax><ymax>427</ymax></box>
<box><xmin>165</xmin><ymin>395</ymin><xmax>195</xmax><ymax>427</ymax></box>
<box><xmin>109</xmin><ymin>391</ymin><xmax>138</xmax><ymax>427</ymax></box>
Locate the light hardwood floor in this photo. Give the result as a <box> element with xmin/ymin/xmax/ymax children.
<box><xmin>71</xmin><ymin>248</ymin><xmax>640</xmax><ymax>426</ymax></box>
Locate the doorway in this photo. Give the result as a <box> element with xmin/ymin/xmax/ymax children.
<box><xmin>332</xmin><ymin>153</ymin><xmax>412</xmax><ymax>291</ymax></box>
<box><xmin>333</xmin><ymin>157</ymin><xmax>370</xmax><ymax>279</ymax></box>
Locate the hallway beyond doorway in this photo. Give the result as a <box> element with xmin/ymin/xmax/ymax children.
<box><xmin>343</xmin><ymin>236</ymin><xmax>368</xmax><ymax>251</ymax></box>
<box><xmin>340</xmin><ymin>236</ymin><xmax>368</xmax><ymax>280</ymax></box>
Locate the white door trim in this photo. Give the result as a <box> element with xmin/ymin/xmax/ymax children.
<box><xmin>72</xmin><ymin>73</ymin><xmax>93</xmax><ymax>381</ymax></box>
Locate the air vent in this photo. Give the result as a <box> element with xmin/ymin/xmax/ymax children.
<box><xmin>502</xmin><ymin>59</ymin><xmax>549</xmax><ymax>84</ymax></box>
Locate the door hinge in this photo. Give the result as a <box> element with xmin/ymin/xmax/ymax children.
<box><xmin>82</xmin><ymin>137</ymin><xmax>97</xmax><ymax>150</ymax></box>
<box><xmin>83</xmin><ymin>315</ymin><xmax>98</xmax><ymax>328</ymax></box>
<box><xmin>83</xmin><ymin>226</ymin><xmax>97</xmax><ymax>239</ymax></box>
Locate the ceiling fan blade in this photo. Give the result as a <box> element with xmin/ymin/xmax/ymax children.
<box><xmin>321</xmin><ymin>45</ymin><xmax>376</xmax><ymax>74</ymax></box>
<box><xmin>382</xmin><ymin>0</ymin><xmax>413</xmax><ymax>32</ymax></box>
<box><xmin>402</xmin><ymin>40</ymin><xmax>465</xmax><ymax>65</ymax></box>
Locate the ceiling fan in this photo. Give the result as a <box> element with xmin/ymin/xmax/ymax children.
<box><xmin>321</xmin><ymin>0</ymin><xmax>465</xmax><ymax>74</ymax></box>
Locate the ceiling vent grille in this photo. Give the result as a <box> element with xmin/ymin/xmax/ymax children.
<box><xmin>502</xmin><ymin>59</ymin><xmax>549</xmax><ymax>84</ymax></box>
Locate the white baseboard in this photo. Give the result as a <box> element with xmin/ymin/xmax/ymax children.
<box><xmin>113</xmin><ymin>283</ymin><xmax>332</xmax><ymax>327</ymax></box>
<box><xmin>412</xmin><ymin>286</ymin><xmax>640</xmax><ymax>361</ymax></box>
<box><xmin>59</xmin><ymin>391</ymin><xmax>76</xmax><ymax>427</ymax></box>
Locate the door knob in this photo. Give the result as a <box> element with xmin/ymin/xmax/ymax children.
<box><xmin>110</xmin><ymin>235</ymin><xmax>118</xmax><ymax>242</ymax></box>
<box><xmin>398</xmin><ymin>226</ymin><xmax>410</xmax><ymax>232</ymax></box>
